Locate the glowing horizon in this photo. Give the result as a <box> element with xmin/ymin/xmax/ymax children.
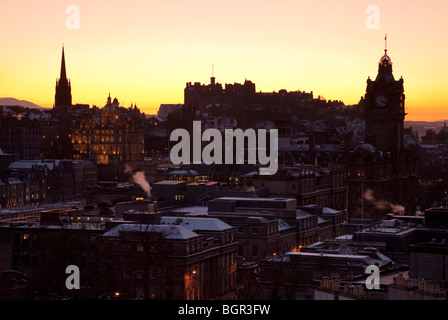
<box><xmin>0</xmin><ymin>0</ymin><xmax>447</xmax><ymax>121</ymax></box>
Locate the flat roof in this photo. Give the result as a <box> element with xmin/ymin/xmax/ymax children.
<box><xmin>160</xmin><ymin>216</ymin><xmax>233</xmax><ymax>231</ymax></box>
<box><xmin>288</xmin><ymin>251</ymin><xmax>369</xmax><ymax>260</ymax></box>
<box><xmin>152</xmin><ymin>180</ymin><xmax>187</xmax><ymax>185</ymax></box>
<box><xmin>360</xmin><ymin>227</ymin><xmax>418</xmax><ymax>236</ymax></box>
<box><xmin>103</xmin><ymin>224</ymin><xmax>199</xmax><ymax>240</ymax></box>
<box><xmin>171</xmin><ymin>206</ymin><xmax>208</xmax><ymax>215</ymax></box>
<box><xmin>323</xmin><ymin>207</ymin><xmax>343</xmax><ymax>214</ymax></box>
<box><xmin>212</xmin><ymin>197</ymin><xmax>295</xmax><ymax>202</ymax></box>
<box><xmin>187</xmin><ymin>181</ymin><xmax>218</xmax><ymax>186</ymax></box>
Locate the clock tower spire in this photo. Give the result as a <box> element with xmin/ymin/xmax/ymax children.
<box><xmin>362</xmin><ymin>40</ymin><xmax>406</xmax><ymax>172</ymax></box>
<box><xmin>346</xmin><ymin>37</ymin><xmax>417</xmax><ymax>220</ymax></box>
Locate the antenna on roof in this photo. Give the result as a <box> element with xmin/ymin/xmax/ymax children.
<box><xmin>384</xmin><ymin>34</ymin><xmax>387</xmax><ymax>53</ymax></box>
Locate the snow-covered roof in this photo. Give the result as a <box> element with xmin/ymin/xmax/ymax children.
<box><xmin>337</xmin><ymin>244</ymin><xmax>354</xmax><ymax>255</ymax></box>
<box><xmin>289</xmin><ymin>251</ymin><xmax>369</xmax><ymax>260</ymax></box>
<box><xmin>187</xmin><ymin>181</ymin><xmax>218</xmax><ymax>186</ymax></box>
<box><xmin>335</xmin><ymin>234</ymin><xmax>353</xmax><ymax>240</ymax></box>
<box><xmin>296</xmin><ymin>209</ymin><xmax>313</xmax><ymax>218</ymax></box>
<box><xmin>167</xmin><ymin>169</ymin><xmax>199</xmax><ymax>176</ymax></box>
<box><xmin>240</xmin><ymin>171</ymin><xmax>259</xmax><ymax>177</ymax></box>
<box><xmin>317</xmin><ymin>216</ymin><xmax>328</xmax><ymax>224</ymax></box>
<box><xmin>102</xmin><ymin>224</ymin><xmax>200</xmax><ymax>240</ymax></box>
<box><xmin>323</xmin><ymin>207</ymin><xmax>343</xmax><ymax>214</ymax></box>
<box><xmin>8</xmin><ymin>160</ymin><xmax>57</xmax><ymax>171</ymax></box>
<box><xmin>28</xmin><ymin>113</ymin><xmax>41</xmax><ymax>120</ymax></box>
<box><xmin>356</xmin><ymin>143</ymin><xmax>377</xmax><ymax>153</ymax></box>
<box><xmin>214</xmin><ymin>197</ymin><xmax>292</xmax><ymax>202</ymax></box>
<box><xmin>278</xmin><ymin>218</ymin><xmax>293</xmax><ymax>231</ymax></box>
<box><xmin>174</xmin><ymin>206</ymin><xmax>209</xmax><ymax>215</ymax></box>
<box><xmin>153</xmin><ymin>180</ymin><xmax>186</xmax><ymax>185</ymax></box>
<box><xmin>419</xmin><ymin>144</ymin><xmax>440</xmax><ymax>150</ymax></box>
<box><xmin>160</xmin><ymin>216</ymin><xmax>232</xmax><ymax>231</ymax></box>
<box><xmin>7</xmin><ymin>178</ymin><xmax>23</xmax><ymax>184</ymax></box>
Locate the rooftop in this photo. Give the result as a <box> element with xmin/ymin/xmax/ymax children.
<box><xmin>8</xmin><ymin>160</ymin><xmax>59</xmax><ymax>170</ymax></box>
<box><xmin>160</xmin><ymin>216</ymin><xmax>233</xmax><ymax>231</ymax></box>
<box><xmin>103</xmin><ymin>223</ymin><xmax>200</xmax><ymax>240</ymax></box>
<box><xmin>171</xmin><ymin>206</ymin><xmax>209</xmax><ymax>216</ymax></box>
<box><xmin>360</xmin><ymin>226</ymin><xmax>418</xmax><ymax>235</ymax></box>
<box><xmin>153</xmin><ymin>180</ymin><xmax>187</xmax><ymax>185</ymax></box>
<box><xmin>289</xmin><ymin>251</ymin><xmax>370</xmax><ymax>260</ymax></box>
<box><xmin>212</xmin><ymin>197</ymin><xmax>295</xmax><ymax>202</ymax></box>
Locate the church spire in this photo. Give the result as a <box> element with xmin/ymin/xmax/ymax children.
<box><xmin>54</xmin><ymin>45</ymin><xmax>72</xmax><ymax>108</ymax></box>
<box><xmin>60</xmin><ymin>45</ymin><xmax>67</xmax><ymax>80</ymax></box>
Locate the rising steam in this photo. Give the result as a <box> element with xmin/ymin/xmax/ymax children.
<box><xmin>125</xmin><ymin>164</ymin><xmax>151</xmax><ymax>199</ymax></box>
<box><xmin>363</xmin><ymin>189</ymin><xmax>405</xmax><ymax>214</ymax></box>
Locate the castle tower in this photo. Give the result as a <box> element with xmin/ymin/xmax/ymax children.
<box><xmin>54</xmin><ymin>46</ymin><xmax>72</xmax><ymax>108</ymax></box>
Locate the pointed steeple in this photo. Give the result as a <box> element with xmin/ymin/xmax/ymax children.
<box><xmin>60</xmin><ymin>45</ymin><xmax>67</xmax><ymax>80</ymax></box>
<box><xmin>54</xmin><ymin>45</ymin><xmax>72</xmax><ymax>108</ymax></box>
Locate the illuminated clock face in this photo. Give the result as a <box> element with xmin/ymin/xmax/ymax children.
<box><xmin>376</xmin><ymin>95</ymin><xmax>387</xmax><ymax>107</ymax></box>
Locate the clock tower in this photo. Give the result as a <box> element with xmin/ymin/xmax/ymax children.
<box><xmin>362</xmin><ymin>45</ymin><xmax>406</xmax><ymax>174</ymax></box>
<box><xmin>346</xmin><ymin>40</ymin><xmax>417</xmax><ymax>220</ymax></box>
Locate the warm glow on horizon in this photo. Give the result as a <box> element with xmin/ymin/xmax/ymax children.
<box><xmin>0</xmin><ymin>0</ymin><xmax>447</xmax><ymax>121</ymax></box>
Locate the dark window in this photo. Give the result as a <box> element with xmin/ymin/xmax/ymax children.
<box><xmin>237</xmin><ymin>245</ymin><xmax>243</xmax><ymax>257</ymax></box>
<box><xmin>251</xmin><ymin>245</ymin><xmax>258</xmax><ymax>257</ymax></box>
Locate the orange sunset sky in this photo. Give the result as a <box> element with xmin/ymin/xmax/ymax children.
<box><xmin>0</xmin><ymin>0</ymin><xmax>447</xmax><ymax>121</ymax></box>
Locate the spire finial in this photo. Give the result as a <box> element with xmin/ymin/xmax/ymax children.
<box><xmin>60</xmin><ymin>45</ymin><xmax>67</xmax><ymax>80</ymax></box>
<box><xmin>384</xmin><ymin>34</ymin><xmax>387</xmax><ymax>53</ymax></box>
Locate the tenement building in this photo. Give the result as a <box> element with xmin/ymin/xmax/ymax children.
<box><xmin>97</xmin><ymin>216</ymin><xmax>238</xmax><ymax>300</ymax></box>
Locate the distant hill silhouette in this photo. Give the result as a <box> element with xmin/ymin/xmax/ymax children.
<box><xmin>0</xmin><ymin>98</ymin><xmax>49</xmax><ymax>110</ymax></box>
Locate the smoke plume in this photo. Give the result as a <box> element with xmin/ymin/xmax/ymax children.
<box><xmin>125</xmin><ymin>164</ymin><xmax>151</xmax><ymax>199</ymax></box>
<box><xmin>363</xmin><ymin>189</ymin><xmax>405</xmax><ymax>214</ymax></box>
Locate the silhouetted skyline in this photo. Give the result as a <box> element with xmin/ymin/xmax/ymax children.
<box><xmin>0</xmin><ymin>0</ymin><xmax>447</xmax><ymax>121</ymax></box>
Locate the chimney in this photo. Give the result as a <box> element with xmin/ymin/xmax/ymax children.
<box><xmin>147</xmin><ymin>200</ymin><xmax>158</xmax><ymax>213</ymax></box>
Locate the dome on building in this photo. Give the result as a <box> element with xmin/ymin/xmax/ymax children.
<box><xmin>355</xmin><ymin>143</ymin><xmax>377</xmax><ymax>153</ymax></box>
<box><xmin>375</xmin><ymin>50</ymin><xmax>395</xmax><ymax>83</ymax></box>
<box><xmin>103</xmin><ymin>94</ymin><xmax>119</xmax><ymax>112</ymax></box>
